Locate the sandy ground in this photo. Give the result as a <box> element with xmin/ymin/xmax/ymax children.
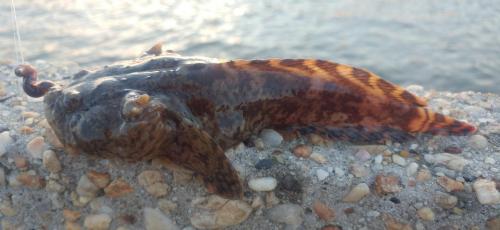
<box><xmin>0</xmin><ymin>60</ymin><xmax>499</xmax><ymax>230</ymax></box>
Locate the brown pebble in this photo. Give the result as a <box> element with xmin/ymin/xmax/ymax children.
<box><xmin>444</xmin><ymin>146</ymin><xmax>462</xmax><ymax>154</ymax></box>
<box><xmin>416</xmin><ymin>168</ymin><xmax>432</xmax><ymax>182</ymax></box>
<box><xmin>313</xmin><ymin>200</ymin><xmax>335</xmax><ymax>221</ymax></box>
<box><xmin>65</xmin><ymin>221</ymin><xmax>82</xmax><ymax>230</ymax></box>
<box><xmin>381</xmin><ymin>213</ymin><xmax>412</xmax><ymax>230</ymax></box>
<box><xmin>104</xmin><ymin>178</ymin><xmax>134</xmax><ymax>198</ymax></box>
<box><xmin>14</xmin><ymin>156</ymin><xmax>28</xmax><ymax>170</ymax></box>
<box><xmin>87</xmin><ymin>171</ymin><xmax>111</xmax><ymax>189</ymax></box>
<box><xmin>321</xmin><ymin>225</ymin><xmax>342</xmax><ymax>230</ymax></box>
<box><xmin>16</xmin><ymin>173</ymin><xmax>45</xmax><ymax>189</ymax></box>
<box><xmin>408</xmin><ymin>180</ymin><xmax>416</xmax><ymax>187</ymax></box>
<box><xmin>344</xmin><ymin>207</ymin><xmax>355</xmax><ymax>215</ymax></box>
<box><xmin>63</xmin><ymin>209</ymin><xmax>81</xmax><ymax>222</ymax></box>
<box><xmin>19</xmin><ymin>126</ymin><xmax>34</xmax><ymax>135</ymax></box>
<box><xmin>399</xmin><ymin>150</ymin><xmax>410</xmax><ymax>158</ymax></box>
<box><xmin>486</xmin><ymin>215</ymin><xmax>500</xmax><ymax>230</ymax></box>
<box><xmin>292</xmin><ymin>144</ymin><xmax>312</xmax><ymax>158</ymax></box>
<box><xmin>308</xmin><ymin>133</ymin><xmax>325</xmax><ymax>145</ymax></box>
<box><xmin>374</xmin><ymin>174</ymin><xmax>402</xmax><ymax>195</ymax></box>
<box><xmin>437</xmin><ymin>176</ymin><xmax>464</xmax><ymax>192</ymax></box>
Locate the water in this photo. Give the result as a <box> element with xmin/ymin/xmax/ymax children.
<box><xmin>1</xmin><ymin>0</ymin><xmax>499</xmax><ymax>93</ymax></box>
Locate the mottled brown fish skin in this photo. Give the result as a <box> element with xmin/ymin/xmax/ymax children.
<box><xmin>212</xmin><ymin>59</ymin><xmax>476</xmax><ymax>138</ymax></box>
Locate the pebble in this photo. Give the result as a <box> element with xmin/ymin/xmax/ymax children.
<box><xmin>308</xmin><ymin>133</ymin><xmax>325</xmax><ymax>145</ymax></box>
<box><xmin>342</xmin><ymin>183</ymin><xmax>370</xmax><ymax>203</ymax></box>
<box><xmin>434</xmin><ymin>192</ymin><xmax>458</xmax><ymax>209</ymax></box>
<box><xmin>19</xmin><ymin>126</ymin><xmax>34</xmax><ymax>135</ymax></box>
<box><xmin>316</xmin><ymin>169</ymin><xmax>329</xmax><ymax>181</ymax></box>
<box><xmin>76</xmin><ymin>175</ymin><xmax>100</xmax><ymax>198</ymax></box>
<box><xmin>321</xmin><ymin>225</ymin><xmax>342</xmax><ymax>230</ymax></box>
<box><xmin>144</xmin><ymin>207</ymin><xmax>179</xmax><ymax>230</ymax></box>
<box><xmin>21</xmin><ymin>111</ymin><xmax>40</xmax><ymax>118</ymax></box>
<box><xmin>251</xmin><ymin>196</ymin><xmax>264</xmax><ymax>209</ymax></box>
<box><xmin>267</xmin><ymin>204</ymin><xmax>304</xmax><ymax>226</ymax></box>
<box><xmin>374</xmin><ymin>155</ymin><xmax>383</xmax><ymax>164</ymax></box>
<box><xmin>417</xmin><ymin>207</ymin><xmax>435</xmax><ymax>221</ymax></box>
<box><xmin>138</xmin><ymin>170</ymin><xmax>170</xmax><ymax>197</ymax></box>
<box><xmin>355</xmin><ymin>149</ymin><xmax>371</xmax><ymax>162</ymax></box>
<box><xmin>255</xmin><ymin>158</ymin><xmax>274</xmax><ymax>170</ymax></box>
<box><xmin>310</xmin><ymin>152</ymin><xmax>327</xmax><ymax>164</ymax></box>
<box><xmin>158</xmin><ymin>199</ymin><xmax>177</xmax><ymax>214</ymax></box>
<box><xmin>65</xmin><ymin>222</ymin><xmax>82</xmax><ymax>230</ymax></box>
<box><xmin>87</xmin><ymin>171</ymin><xmax>111</xmax><ymax>189</ymax></box>
<box><xmin>248</xmin><ymin>177</ymin><xmax>278</xmax><ymax>192</ymax></box>
<box><xmin>14</xmin><ymin>156</ymin><xmax>28</xmax><ymax>170</ymax></box>
<box><xmin>190</xmin><ymin>196</ymin><xmax>252</xmax><ymax>229</ymax></box>
<box><xmin>46</xmin><ymin>179</ymin><xmax>65</xmax><ymax>193</ymax></box>
<box><xmin>0</xmin><ymin>200</ymin><xmax>17</xmax><ymax>217</ymax></box>
<box><xmin>472</xmin><ymin>179</ymin><xmax>500</xmax><ymax>205</ymax></box>
<box><xmin>43</xmin><ymin>127</ymin><xmax>64</xmax><ymax>148</ymax></box>
<box><xmin>26</xmin><ymin>136</ymin><xmax>46</xmax><ymax>159</ymax></box>
<box><xmin>313</xmin><ymin>200</ymin><xmax>335</xmax><ymax>221</ymax></box>
<box><xmin>350</xmin><ymin>164</ymin><xmax>369</xmax><ymax>178</ymax></box>
<box><xmin>104</xmin><ymin>178</ymin><xmax>134</xmax><ymax>198</ymax></box>
<box><xmin>83</xmin><ymin>214</ymin><xmax>112</xmax><ymax>230</ymax></box>
<box><xmin>42</xmin><ymin>150</ymin><xmax>62</xmax><ymax>173</ymax></box>
<box><xmin>265</xmin><ymin>191</ymin><xmax>280</xmax><ymax>207</ymax></box>
<box><xmin>487</xmin><ymin>215</ymin><xmax>500</xmax><ymax>230</ymax></box>
<box><xmin>392</xmin><ymin>154</ymin><xmax>406</xmax><ymax>166</ymax></box>
<box><xmin>334</xmin><ymin>167</ymin><xmax>345</xmax><ymax>177</ymax></box>
<box><xmin>16</xmin><ymin>173</ymin><xmax>45</xmax><ymax>189</ymax></box>
<box><xmin>424</xmin><ymin>153</ymin><xmax>468</xmax><ymax>171</ymax></box>
<box><xmin>484</xmin><ymin>157</ymin><xmax>496</xmax><ymax>165</ymax></box>
<box><xmin>437</xmin><ymin>176</ymin><xmax>464</xmax><ymax>192</ymax></box>
<box><xmin>63</xmin><ymin>209</ymin><xmax>81</xmax><ymax>222</ymax></box>
<box><xmin>416</xmin><ymin>168</ymin><xmax>432</xmax><ymax>182</ymax></box>
<box><xmin>279</xmin><ymin>174</ymin><xmax>302</xmax><ymax>192</ymax></box>
<box><xmin>381</xmin><ymin>213</ymin><xmax>412</xmax><ymax>230</ymax></box>
<box><xmin>468</xmin><ymin>135</ymin><xmax>489</xmax><ymax>149</ymax></box>
<box><xmin>444</xmin><ymin>146</ymin><xmax>463</xmax><ymax>154</ymax></box>
<box><xmin>0</xmin><ymin>131</ymin><xmax>13</xmax><ymax>156</ymax></box>
<box><xmin>292</xmin><ymin>144</ymin><xmax>312</xmax><ymax>158</ymax></box>
<box><xmin>374</xmin><ymin>174</ymin><xmax>402</xmax><ymax>195</ymax></box>
<box><xmin>406</xmin><ymin>162</ymin><xmax>419</xmax><ymax>176</ymax></box>
<box><xmin>259</xmin><ymin>129</ymin><xmax>283</xmax><ymax>147</ymax></box>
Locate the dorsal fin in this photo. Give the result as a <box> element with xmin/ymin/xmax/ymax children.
<box><xmin>223</xmin><ymin>59</ymin><xmax>427</xmax><ymax>107</ymax></box>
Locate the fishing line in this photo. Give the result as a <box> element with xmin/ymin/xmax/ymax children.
<box><xmin>11</xmin><ymin>0</ymin><xmax>24</xmax><ymax>64</ymax></box>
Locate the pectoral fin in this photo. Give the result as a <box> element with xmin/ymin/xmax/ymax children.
<box><xmin>166</xmin><ymin>124</ymin><xmax>243</xmax><ymax>199</ymax></box>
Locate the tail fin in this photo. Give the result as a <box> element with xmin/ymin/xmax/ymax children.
<box><xmin>408</xmin><ymin>107</ymin><xmax>477</xmax><ymax>135</ymax></box>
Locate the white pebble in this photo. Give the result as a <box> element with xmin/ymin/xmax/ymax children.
<box><xmin>316</xmin><ymin>169</ymin><xmax>329</xmax><ymax>181</ymax></box>
<box><xmin>406</xmin><ymin>162</ymin><xmax>419</xmax><ymax>176</ymax></box>
<box><xmin>248</xmin><ymin>177</ymin><xmax>278</xmax><ymax>192</ymax></box>
<box><xmin>355</xmin><ymin>149</ymin><xmax>371</xmax><ymax>162</ymax></box>
<box><xmin>424</xmin><ymin>153</ymin><xmax>468</xmax><ymax>171</ymax></box>
<box><xmin>144</xmin><ymin>207</ymin><xmax>179</xmax><ymax>230</ymax></box>
<box><xmin>468</xmin><ymin>135</ymin><xmax>488</xmax><ymax>149</ymax></box>
<box><xmin>392</xmin><ymin>154</ymin><xmax>407</xmax><ymax>166</ymax></box>
<box><xmin>374</xmin><ymin>155</ymin><xmax>383</xmax><ymax>164</ymax></box>
<box><xmin>484</xmin><ymin>157</ymin><xmax>496</xmax><ymax>165</ymax></box>
<box><xmin>0</xmin><ymin>131</ymin><xmax>13</xmax><ymax>157</ymax></box>
<box><xmin>310</xmin><ymin>153</ymin><xmax>327</xmax><ymax>164</ymax></box>
<box><xmin>342</xmin><ymin>183</ymin><xmax>370</xmax><ymax>203</ymax></box>
<box><xmin>84</xmin><ymin>214</ymin><xmax>112</xmax><ymax>230</ymax></box>
<box><xmin>473</xmin><ymin>179</ymin><xmax>500</xmax><ymax>205</ymax></box>
<box><xmin>259</xmin><ymin>129</ymin><xmax>283</xmax><ymax>147</ymax></box>
<box><xmin>334</xmin><ymin>167</ymin><xmax>345</xmax><ymax>177</ymax></box>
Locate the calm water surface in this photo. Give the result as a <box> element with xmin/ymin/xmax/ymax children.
<box><xmin>1</xmin><ymin>0</ymin><xmax>499</xmax><ymax>93</ymax></box>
